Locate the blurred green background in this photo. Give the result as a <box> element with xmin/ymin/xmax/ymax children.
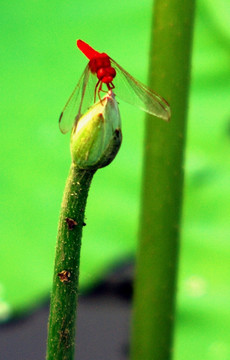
<box><xmin>0</xmin><ymin>0</ymin><xmax>230</xmax><ymax>359</ymax></box>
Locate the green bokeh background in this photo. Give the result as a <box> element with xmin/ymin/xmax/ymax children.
<box><xmin>0</xmin><ymin>1</ymin><xmax>229</xmax><ymax>359</ymax></box>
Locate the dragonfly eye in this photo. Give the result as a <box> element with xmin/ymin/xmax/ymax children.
<box><xmin>102</xmin><ymin>75</ymin><xmax>114</xmax><ymax>84</ymax></box>
<box><xmin>97</xmin><ymin>67</ymin><xmax>116</xmax><ymax>82</ymax></box>
<box><xmin>97</xmin><ymin>68</ymin><xmax>105</xmax><ymax>80</ymax></box>
<box><xmin>107</xmin><ymin>67</ymin><xmax>116</xmax><ymax>77</ymax></box>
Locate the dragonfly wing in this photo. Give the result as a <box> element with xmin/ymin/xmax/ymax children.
<box><xmin>110</xmin><ymin>58</ymin><xmax>171</xmax><ymax>121</ymax></box>
<box><xmin>59</xmin><ymin>64</ymin><xmax>97</xmax><ymax>134</ymax></box>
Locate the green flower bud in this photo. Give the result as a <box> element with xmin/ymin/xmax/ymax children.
<box><xmin>71</xmin><ymin>91</ymin><xmax>122</xmax><ymax>170</ymax></box>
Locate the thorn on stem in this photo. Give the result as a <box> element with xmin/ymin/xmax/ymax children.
<box><xmin>58</xmin><ymin>270</ymin><xmax>71</xmax><ymax>283</ymax></box>
<box><xmin>65</xmin><ymin>218</ymin><xmax>78</xmax><ymax>230</ymax></box>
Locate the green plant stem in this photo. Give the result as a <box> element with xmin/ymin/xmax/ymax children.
<box><xmin>46</xmin><ymin>164</ymin><xmax>95</xmax><ymax>360</ymax></box>
<box><xmin>130</xmin><ymin>1</ymin><xmax>195</xmax><ymax>360</ymax></box>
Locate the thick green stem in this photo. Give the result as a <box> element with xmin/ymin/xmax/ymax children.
<box><xmin>46</xmin><ymin>164</ymin><xmax>95</xmax><ymax>360</ymax></box>
<box><xmin>130</xmin><ymin>1</ymin><xmax>195</xmax><ymax>360</ymax></box>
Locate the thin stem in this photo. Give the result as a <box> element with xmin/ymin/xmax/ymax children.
<box><xmin>130</xmin><ymin>1</ymin><xmax>196</xmax><ymax>360</ymax></box>
<box><xmin>46</xmin><ymin>164</ymin><xmax>95</xmax><ymax>360</ymax></box>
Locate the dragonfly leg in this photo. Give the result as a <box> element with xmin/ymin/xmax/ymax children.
<box><xmin>94</xmin><ymin>79</ymin><xmax>100</xmax><ymax>102</ymax></box>
<box><xmin>99</xmin><ymin>82</ymin><xmax>114</xmax><ymax>94</ymax></box>
<box><xmin>105</xmin><ymin>82</ymin><xmax>115</xmax><ymax>95</ymax></box>
<box><xmin>98</xmin><ymin>82</ymin><xmax>115</xmax><ymax>104</ymax></box>
<box><xmin>98</xmin><ymin>82</ymin><xmax>104</xmax><ymax>103</ymax></box>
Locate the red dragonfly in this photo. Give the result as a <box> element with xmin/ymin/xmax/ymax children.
<box><xmin>59</xmin><ymin>40</ymin><xmax>171</xmax><ymax>134</ymax></box>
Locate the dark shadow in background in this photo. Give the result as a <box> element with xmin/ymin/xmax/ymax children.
<box><xmin>0</xmin><ymin>262</ymin><xmax>133</xmax><ymax>360</ymax></box>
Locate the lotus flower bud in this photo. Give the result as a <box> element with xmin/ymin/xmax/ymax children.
<box><xmin>71</xmin><ymin>91</ymin><xmax>122</xmax><ymax>170</ymax></box>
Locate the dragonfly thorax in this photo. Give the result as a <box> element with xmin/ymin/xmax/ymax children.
<box><xmin>89</xmin><ymin>53</ymin><xmax>111</xmax><ymax>73</ymax></box>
